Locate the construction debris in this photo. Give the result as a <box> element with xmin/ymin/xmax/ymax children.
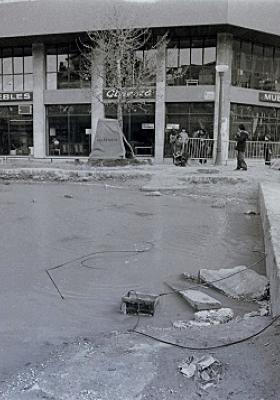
<box><xmin>181</xmin><ymin>272</ymin><xmax>198</xmax><ymax>281</ymax></box>
<box><xmin>121</xmin><ymin>291</ymin><xmax>159</xmax><ymax>316</ymax></box>
<box><xmin>211</xmin><ymin>200</ymin><xmax>226</xmax><ymax>208</ymax></box>
<box><xmin>145</xmin><ymin>191</ymin><xmax>162</xmax><ymax>196</ymax></box>
<box><xmin>179</xmin><ymin>355</ymin><xmax>222</xmax><ymax>389</ymax></box>
<box><xmin>199</xmin><ymin>266</ymin><xmax>269</xmax><ymax>301</ymax></box>
<box><xmin>244</xmin><ymin>210</ymin><xmax>260</xmax><ymax>215</ymax></box>
<box><xmin>244</xmin><ymin>302</ymin><xmax>270</xmax><ymax>318</ymax></box>
<box><xmin>173</xmin><ymin>320</ymin><xmax>190</xmax><ymax>329</ymax></box>
<box><xmin>173</xmin><ymin>308</ymin><xmax>234</xmax><ymax>329</ymax></box>
<box><xmin>193</xmin><ymin>308</ymin><xmax>234</xmax><ymax>325</ymax></box>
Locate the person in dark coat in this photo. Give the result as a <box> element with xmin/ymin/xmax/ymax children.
<box><xmin>173</xmin><ymin>134</ymin><xmax>186</xmax><ymax>166</ymax></box>
<box><xmin>169</xmin><ymin>130</ymin><xmax>177</xmax><ymax>163</ymax></box>
<box><xmin>264</xmin><ymin>134</ymin><xmax>273</xmax><ymax>166</ymax></box>
<box><xmin>235</xmin><ymin>124</ymin><xmax>249</xmax><ymax>170</ymax></box>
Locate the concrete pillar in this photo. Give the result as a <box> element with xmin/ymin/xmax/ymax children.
<box><xmin>154</xmin><ymin>43</ymin><xmax>166</xmax><ymax>163</ymax></box>
<box><xmin>32</xmin><ymin>43</ymin><xmax>46</xmax><ymax>158</ymax></box>
<box><xmin>214</xmin><ymin>33</ymin><xmax>233</xmax><ymax>164</ymax></box>
<box><xmin>91</xmin><ymin>50</ymin><xmax>105</xmax><ymax>148</ymax></box>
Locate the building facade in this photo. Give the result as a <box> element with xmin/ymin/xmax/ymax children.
<box><xmin>0</xmin><ymin>0</ymin><xmax>280</xmax><ymax>162</ymax></box>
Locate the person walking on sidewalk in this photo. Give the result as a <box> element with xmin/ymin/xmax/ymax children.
<box><xmin>235</xmin><ymin>124</ymin><xmax>249</xmax><ymax>170</ymax></box>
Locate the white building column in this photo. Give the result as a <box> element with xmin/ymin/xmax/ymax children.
<box><xmin>91</xmin><ymin>50</ymin><xmax>105</xmax><ymax>147</ymax></box>
<box><xmin>213</xmin><ymin>33</ymin><xmax>233</xmax><ymax>164</ymax></box>
<box><xmin>154</xmin><ymin>43</ymin><xmax>166</xmax><ymax>163</ymax></box>
<box><xmin>32</xmin><ymin>42</ymin><xmax>46</xmax><ymax>158</ymax></box>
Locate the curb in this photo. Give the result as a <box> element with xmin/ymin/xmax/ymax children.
<box><xmin>259</xmin><ymin>183</ymin><xmax>280</xmax><ymax>316</ymax></box>
<box><xmin>141</xmin><ymin>175</ymin><xmax>248</xmax><ymax>191</ymax></box>
<box><xmin>0</xmin><ymin>168</ymin><xmax>152</xmax><ymax>181</ymax></box>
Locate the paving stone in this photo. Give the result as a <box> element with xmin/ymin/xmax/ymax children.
<box><xmin>178</xmin><ymin>289</ymin><xmax>221</xmax><ymax>311</ymax></box>
<box><xmin>199</xmin><ymin>266</ymin><xmax>269</xmax><ymax>301</ymax></box>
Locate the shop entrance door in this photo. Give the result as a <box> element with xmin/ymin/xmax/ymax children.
<box><xmin>123</xmin><ymin>104</ymin><xmax>155</xmax><ymax>156</ymax></box>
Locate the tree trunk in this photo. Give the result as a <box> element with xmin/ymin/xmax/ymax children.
<box><xmin>116</xmin><ymin>58</ymin><xmax>123</xmax><ymax>131</ymax></box>
<box><xmin>117</xmin><ymin>100</ymin><xmax>123</xmax><ymax>131</ymax></box>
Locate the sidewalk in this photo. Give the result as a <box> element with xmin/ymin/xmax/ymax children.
<box><xmin>0</xmin><ymin>158</ymin><xmax>279</xmax><ymax>188</ymax></box>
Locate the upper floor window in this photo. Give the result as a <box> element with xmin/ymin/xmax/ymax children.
<box><xmin>0</xmin><ymin>47</ymin><xmax>32</xmax><ymax>92</ymax></box>
<box><xmin>166</xmin><ymin>37</ymin><xmax>216</xmax><ymax>86</ymax></box>
<box><xmin>46</xmin><ymin>43</ymin><xmax>90</xmax><ymax>90</ymax></box>
<box><xmin>105</xmin><ymin>47</ymin><xmax>156</xmax><ymax>87</ymax></box>
<box><xmin>232</xmin><ymin>39</ymin><xmax>280</xmax><ymax>92</ymax></box>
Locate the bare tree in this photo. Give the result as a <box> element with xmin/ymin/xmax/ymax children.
<box><xmin>79</xmin><ymin>23</ymin><xmax>167</xmax><ymax>133</ymax></box>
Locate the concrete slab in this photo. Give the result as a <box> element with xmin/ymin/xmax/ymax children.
<box><xmin>199</xmin><ymin>266</ymin><xmax>269</xmax><ymax>301</ymax></box>
<box><xmin>177</xmin><ymin>289</ymin><xmax>221</xmax><ymax>311</ymax></box>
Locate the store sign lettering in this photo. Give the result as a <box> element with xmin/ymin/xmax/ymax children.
<box><xmin>104</xmin><ymin>88</ymin><xmax>155</xmax><ymax>100</ymax></box>
<box><xmin>259</xmin><ymin>92</ymin><xmax>280</xmax><ymax>104</ymax></box>
<box><xmin>0</xmin><ymin>92</ymin><xmax>33</xmax><ymax>102</ymax></box>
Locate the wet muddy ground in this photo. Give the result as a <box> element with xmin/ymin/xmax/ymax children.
<box><xmin>0</xmin><ymin>178</ymin><xmax>278</xmax><ymax>399</ymax></box>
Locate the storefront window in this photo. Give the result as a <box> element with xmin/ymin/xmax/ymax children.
<box><xmin>46</xmin><ymin>43</ymin><xmax>90</xmax><ymax>89</ymax></box>
<box><xmin>166</xmin><ymin>37</ymin><xmax>216</xmax><ymax>86</ymax></box>
<box><xmin>230</xmin><ymin>103</ymin><xmax>280</xmax><ymax>141</ymax></box>
<box><xmin>46</xmin><ymin>104</ymin><xmax>91</xmax><ymax>156</ymax></box>
<box><xmin>105</xmin><ymin>102</ymin><xmax>155</xmax><ymax>156</ymax></box>
<box><xmin>0</xmin><ymin>106</ymin><xmax>33</xmax><ymax>155</ymax></box>
<box><xmin>164</xmin><ymin>102</ymin><xmax>214</xmax><ymax>156</ymax></box>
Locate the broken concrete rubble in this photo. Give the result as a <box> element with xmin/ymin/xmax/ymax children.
<box><xmin>173</xmin><ymin>308</ymin><xmax>234</xmax><ymax>329</ymax></box>
<box><xmin>181</xmin><ymin>272</ymin><xmax>198</xmax><ymax>281</ymax></box>
<box><xmin>199</xmin><ymin>266</ymin><xmax>269</xmax><ymax>301</ymax></box>
<box><xmin>244</xmin><ymin>301</ymin><xmax>270</xmax><ymax>318</ymax></box>
<box><xmin>194</xmin><ymin>308</ymin><xmax>234</xmax><ymax>325</ymax></box>
<box><xmin>144</xmin><ymin>191</ymin><xmax>162</xmax><ymax>196</ymax></box>
<box><xmin>179</xmin><ymin>355</ymin><xmax>222</xmax><ymax>389</ymax></box>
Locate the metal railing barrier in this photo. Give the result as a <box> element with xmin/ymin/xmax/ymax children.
<box><xmin>228</xmin><ymin>140</ymin><xmax>280</xmax><ymax>159</ymax></box>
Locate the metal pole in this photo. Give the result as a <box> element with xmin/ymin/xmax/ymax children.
<box><xmin>215</xmin><ymin>71</ymin><xmax>224</xmax><ymax>165</ymax></box>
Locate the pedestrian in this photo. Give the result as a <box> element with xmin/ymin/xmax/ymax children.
<box><xmin>197</xmin><ymin>128</ymin><xmax>209</xmax><ymax>164</ymax></box>
<box><xmin>173</xmin><ymin>134</ymin><xmax>186</xmax><ymax>166</ymax></box>
<box><xmin>169</xmin><ymin>129</ymin><xmax>177</xmax><ymax>163</ymax></box>
<box><xmin>179</xmin><ymin>128</ymin><xmax>189</xmax><ymax>164</ymax></box>
<box><xmin>235</xmin><ymin>124</ymin><xmax>249</xmax><ymax>170</ymax></box>
<box><xmin>264</xmin><ymin>134</ymin><xmax>273</xmax><ymax>166</ymax></box>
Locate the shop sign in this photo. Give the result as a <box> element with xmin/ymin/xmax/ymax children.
<box><xmin>0</xmin><ymin>92</ymin><xmax>33</xmax><ymax>102</ymax></box>
<box><xmin>142</xmin><ymin>123</ymin><xmax>154</xmax><ymax>130</ymax></box>
<box><xmin>103</xmin><ymin>88</ymin><xmax>155</xmax><ymax>100</ymax></box>
<box><xmin>259</xmin><ymin>92</ymin><xmax>280</xmax><ymax>104</ymax></box>
<box><xmin>166</xmin><ymin>123</ymin><xmax>180</xmax><ymax>130</ymax></box>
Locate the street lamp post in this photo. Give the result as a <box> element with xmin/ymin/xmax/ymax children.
<box><xmin>215</xmin><ymin>64</ymin><xmax>229</xmax><ymax>165</ymax></box>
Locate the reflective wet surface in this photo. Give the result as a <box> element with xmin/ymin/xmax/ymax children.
<box><xmin>0</xmin><ymin>182</ymin><xmax>264</xmax><ymax>378</ymax></box>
